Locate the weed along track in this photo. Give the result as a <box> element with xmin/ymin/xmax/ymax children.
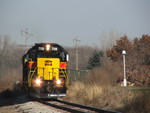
<box><xmin>36</xmin><ymin>98</ymin><xmax>121</xmax><ymax>113</ymax></box>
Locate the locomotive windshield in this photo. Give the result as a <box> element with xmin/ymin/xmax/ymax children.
<box><xmin>37</xmin><ymin>51</ymin><xmax>66</xmax><ymax>62</ymax></box>
<box><xmin>37</xmin><ymin>51</ymin><xmax>59</xmax><ymax>58</ymax></box>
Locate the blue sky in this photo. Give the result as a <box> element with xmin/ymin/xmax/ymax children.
<box><xmin>0</xmin><ymin>0</ymin><xmax>150</xmax><ymax>46</ymax></box>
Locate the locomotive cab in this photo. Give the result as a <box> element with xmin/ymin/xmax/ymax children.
<box><xmin>22</xmin><ymin>43</ymin><xmax>69</xmax><ymax>98</ymax></box>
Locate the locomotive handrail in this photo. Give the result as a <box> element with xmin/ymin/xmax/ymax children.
<box><xmin>28</xmin><ymin>67</ymin><xmax>37</xmax><ymax>87</ymax></box>
<box><xmin>59</xmin><ymin>68</ymin><xmax>67</xmax><ymax>77</ymax></box>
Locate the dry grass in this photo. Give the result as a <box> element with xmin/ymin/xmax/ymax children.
<box><xmin>84</xmin><ymin>57</ymin><xmax>121</xmax><ymax>86</ymax></box>
<box><xmin>0</xmin><ymin>68</ymin><xmax>23</xmax><ymax>100</ymax></box>
<box><xmin>66</xmin><ymin>82</ymin><xmax>150</xmax><ymax>113</ymax></box>
<box><xmin>0</xmin><ymin>68</ymin><xmax>22</xmax><ymax>92</ymax></box>
<box><xmin>66</xmin><ymin>82</ymin><xmax>103</xmax><ymax>105</ymax></box>
<box><xmin>65</xmin><ymin>59</ymin><xmax>150</xmax><ymax>113</ymax></box>
<box><xmin>121</xmin><ymin>91</ymin><xmax>150</xmax><ymax>113</ymax></box>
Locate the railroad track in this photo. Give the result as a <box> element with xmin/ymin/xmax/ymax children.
<box><xmin>36</xmin><ymin>99</ymin><xmax>121</xmax><ymax>113</ymax></box>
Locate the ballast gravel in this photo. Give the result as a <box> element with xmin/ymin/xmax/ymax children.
<box><xmin>0</xmin><ymin>97</ymin><xmax>63</xmax><ymax>113</ymax></box>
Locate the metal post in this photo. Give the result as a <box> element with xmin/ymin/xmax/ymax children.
<box><xmin>122</xmin><ymin>50</ymin><xmax>127</xmax><ymax>87</ymax></box>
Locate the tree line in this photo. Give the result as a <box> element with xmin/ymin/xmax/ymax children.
<box><xmin>107</xmin><ymin>35</ymin><xmax>150</xmax><ymax>86</ymax></box>
<box><xmin>0</xmin><ymin>34</ymin><xmax>149</xmax><ymax>89</ymax></box>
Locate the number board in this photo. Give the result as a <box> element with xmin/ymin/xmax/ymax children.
<box><xmin>38</xmin><ymin>47</ymin><xmax>44</xmax><ymax>50</ymax></box>
<box><xmin>38</xmin><ymin>47</ymin><xmax>58</xmax><ymax>51</ymax></box>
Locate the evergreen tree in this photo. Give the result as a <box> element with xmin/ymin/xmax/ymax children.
<box><xmin>87</xmin><ymin>50</ymin><xmax>103</xmax><ymax>70</ymax></box>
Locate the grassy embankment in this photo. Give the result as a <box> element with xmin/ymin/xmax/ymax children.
<box><xmin>65</xmin><ymin>61</ymin><xmax>150</xmax><ymax>113</ymax></box>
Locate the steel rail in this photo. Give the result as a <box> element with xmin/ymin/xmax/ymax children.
<box><xmin>36</xmin><ymin>98</ymin><xmax>121</xmax><ymax>113</ymax></box>
<box><xmin>56</xmin><ymin>99</ymin><xmax>121</xmax><ymax>113</ymax></box>
<box><xmin>37</xmin><ymin>99</ymin><xmax>86</xmax><ymax>113</ymax></box>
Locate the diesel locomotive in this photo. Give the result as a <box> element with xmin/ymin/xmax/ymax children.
<box><xmin>22</xmin><ymin>43</ymin><xmax>69</xmax><ymax>98</ymax></box>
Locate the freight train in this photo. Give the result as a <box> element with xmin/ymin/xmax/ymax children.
<box><xmin>22</xmin><ymin>43</ymin><xmax>69</xmax><ymax>98</ymax></box>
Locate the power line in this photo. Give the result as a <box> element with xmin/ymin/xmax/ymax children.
<box><xmin>73</xmin><ymin>36</ymin><xmax>80</xmax><ymax>71</ymax></box>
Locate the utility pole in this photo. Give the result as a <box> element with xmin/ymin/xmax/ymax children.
<box><xmin>0</xmin><ymin>37</ymin><xmax>1</xmax><ymax>49</ymax></box>
<box><xmin>73</xmin><ymin>36</ymin><xmax>80</xmax><ymax>71</ymax></box>
<box><xmin>21</xmin><ymin>28</ymin><xmax>33</xmax><ymax>50</ymax></box>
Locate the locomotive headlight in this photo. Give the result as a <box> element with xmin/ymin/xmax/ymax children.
<box><xmin>46</xmin><ymin>44</ymin><xmax>51</xmax><ymax>51</ymax></box>
<box><xmin>56</xmin><ymin>80</ymin><xmax>61</xmax><ymax>85</ymax></box>
<box><xmin>55</xmin><ymin>79</ymin><xmax>64</xmax><ymax>87</ymax></box>
<box><xmin>35</xmin><ymin>79</ymin><xmax>42</xmax><ymax>85</ymax></box>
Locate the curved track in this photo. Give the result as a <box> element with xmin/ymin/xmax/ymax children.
<box><xmin>36</xmin><ymin>99</ymin><xmax>121</xmax><ymax>113</ymax></box>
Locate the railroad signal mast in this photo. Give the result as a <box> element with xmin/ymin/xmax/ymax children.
<box><xmin>73</xmin><ymin>36</ymin><xmax>80</xmax><ymax>71</ymax></box>
<box><xmin>21</xmin><ymin>28</ymin><xmax>33</xmax><ymax>50</ymax></box>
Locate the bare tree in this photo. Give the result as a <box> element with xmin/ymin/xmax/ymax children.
<box><xmin>0</xmin><ymin>36</ymin><xmax>10</xmax><ymax>70</ymax></box>
<box><xmin>0</xmin><ymin>36</ymin><xmax>24</xmax><ymax>90</ymax></box>
<box><xmin>99</xmin><ymin>30</ymin><xmax>122</xmax><ymax>50</ymax></box>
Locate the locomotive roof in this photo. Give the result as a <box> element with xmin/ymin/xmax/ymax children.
<box><xmin>25</xmin><ymin>43</ymin><xmax>68</xmax><ymax>55</ymax></box>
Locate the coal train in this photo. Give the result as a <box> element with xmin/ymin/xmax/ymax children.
<box><xmin>22</xmin><ymin>43</ymin><xmax>69</xmax><ymax>98</ymax></box>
